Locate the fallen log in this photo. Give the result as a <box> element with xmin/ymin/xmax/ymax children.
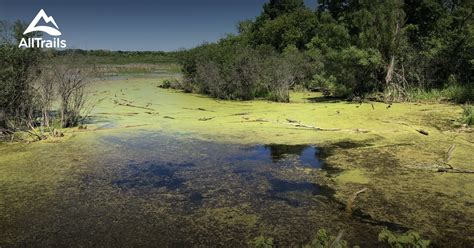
<box><xmin>232</xmin><ymin>112</ymin><xmax>250</xmax><ymax>116</ymax></box>
<box><xmin>124</xmin><ymin>124</ymin><xmax>151</xmax><ymax>128</ymax></box>
<box><xmin>198</xmin><ymin>117</ymin><xmax>215</xmax><ymax>121</ymax></box>
<box><xmin>436</xmin><ymin>168</ymin><xmax>474</xmax><ymax>173</ymax></box>
<box><xmin>416</xmin><ymin>129</ymin><xmax>429</xmax><ymax>135</ymax></box>
<box><xmin>114</xmin><ymin>100</ymin><xmax>155</xmax><ymax>111</ymax></box>
<box><xmin>284</xmin><ymin>122</ymin><xmax>341</xmax><ymax>131</ymax></box>
<box><xmin>144</xmin><ymin>111</ymin><xmax>159</xmax><ymax>115</ymax></box>
<box><xmin>405</xmin><ymin>162</ymin><xmax>474</xmax><ymax>174</ymax></box>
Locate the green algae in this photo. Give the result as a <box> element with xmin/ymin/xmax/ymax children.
<box><xmin>335</xmin><ymin>169</ymin><xmax>370</xmax><ymax>185</ymax></box>
<box><xmin>0</xmin><ymin>74</ymin><xmax>473</xmax><ymax>246</ymax></box>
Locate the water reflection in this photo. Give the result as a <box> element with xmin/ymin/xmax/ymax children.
<box><xmin>0</xmin><ymin>131</ymin><xmax>385</xmax><ymax>247</ymax></box>
<box><xmin>237</xmin><ymin>144</ymin><xmax>323</xmax><ymax>168</ymax></box>
<box><xmin>113</xmin><ymin>161</ymin><xmax>194</xmax><ymax>191</ymax></box>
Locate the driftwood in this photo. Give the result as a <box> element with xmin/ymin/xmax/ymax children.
<box><xmin>436</xmin><ymin>167</ymin><xmax>474</xmax><ymax>173</ymax></box>
<box><xmin>232</xmin><ymin>112</ymin><xmax>250</xmax><ymax>116</ymax></box>
<box><xmin>242</xmin><ymin>118</ymin><xmax>269</xmax><ymax>122</ymax></box>
<box><xmin>405</xmin><ymin>162</ymin><xmax>474</xmax><ymax>174</ymax></box>
<box><xmin>284</xmin><ymin>121</ymin><xmax>341</xmax><ymax>131</ymax></box>
<box><xmin>346</xmin><ymin>188</ymin><xmax>368</xmax><ymax>213</ymax></box>
<box><xmin>114</xmin><ymin>100</ymin><xmax>155</xmax><ymax>111</ymax></box>
<box><xmin>416</xmin><ymin>129</ymin><xmax>429</xmax><ymax>135</ymax></box>
<box><xmin>144</xmin><ymin>111</ymin><xmax>159</xmax><ymax>115</ymax></box>
<box><xmin>198</xmin><ymin>117</ymin><xmax>214</xmax><ymax>121</ymax></box>
<box><xmin>163</xmin><ymin>116</ymin><xmax>175</xmax><ymax>119</ymax></box>
<box><xmin>124</xmin><ymin>124</ymin><xmax>151</xmax><ymax>128</ymax></box>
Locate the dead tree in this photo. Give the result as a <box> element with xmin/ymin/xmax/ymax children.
<box><xmin>54</xmin><ymin>61</ymin><xmax>95</xmax><ymax>128</ymax></box>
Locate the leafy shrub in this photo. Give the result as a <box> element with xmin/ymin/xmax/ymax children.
<box><xmin>159</xmin><ymin>79</ymin><xmax>173</xmax><ymax>89</ymax></box>
<box><xmin>159</xmin><ymin>79</ymin><xmax>181</xmax><ymax>89</ymax></box>
<box><xmin>253</xmin><ymin>235</ymin><xmax>274</xmax><ymax>248</ymax></box>
<box><xmin>304</xmin><ymin>229</ymin><xmax>348</xmax><ymax>248</ymax></box>
<box><xmin>378</xmin><ymin>228</ymin><xmax>430</xmax><ymax>248</ymax></box>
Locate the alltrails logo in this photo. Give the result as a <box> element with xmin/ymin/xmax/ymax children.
<box><xmin>19</xmin><ymin>9</ymin><xmax>67</xmax><ymax>48</ymax></box>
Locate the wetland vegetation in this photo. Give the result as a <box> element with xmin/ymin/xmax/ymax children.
<box><xmin>1</xmin><ymin>0</ymin><xmax>474</xmax><ymax>247</ymax></box>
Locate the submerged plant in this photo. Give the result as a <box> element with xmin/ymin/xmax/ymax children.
<box><xmin>378</xmin><ymin>228</ymin><xmax>430</xmax><ymax>248</ymax></box>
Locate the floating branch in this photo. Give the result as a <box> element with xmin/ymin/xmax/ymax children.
<box><xmin>113</xmin><ymin>99</ymin><xmax>155</xmax><ymax>111</ymax></box>
<box><xmin>416</xmin><ymin>129</ymin><xmax>429</xmax><ymax>135</ymax></box>
<box><xmin>346</xmin><ymin>188</ymin><xmax>368</xmax><ymax>213</ymax></box>
<box><xmin>198</xmin><ymin>117</ymin><xmax>215</xmax><ymax>121</ymax></box>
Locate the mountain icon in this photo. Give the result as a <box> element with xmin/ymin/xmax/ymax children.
<box><xmin>23</xmin><ymin>9</ymin><xmax>62</xmax><ymax>36</ymax></box>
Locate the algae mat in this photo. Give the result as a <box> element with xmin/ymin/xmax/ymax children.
<box><xmin>0</xmin><ymin>77</ymin><xmax>473</xmax><ymax>246</ymax></box>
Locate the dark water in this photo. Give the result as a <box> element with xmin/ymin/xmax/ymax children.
<box><xmin>251</xmin><ymin>144</ymin><xmax>322</xmax><ymax>168</ymax></box>
<box><xmin>0</xmin><ymin>131</ymin><xmax>388</xmax><ymax>247</ymax></box>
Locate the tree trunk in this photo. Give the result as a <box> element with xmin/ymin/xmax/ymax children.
<box><xmin>385</xmin><ymin>55</ymin><xmax>395</xmax><ymax>85</ymax></box>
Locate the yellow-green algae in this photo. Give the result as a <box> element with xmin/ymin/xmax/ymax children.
<box><xmin>335</xmin><ymin>169</ymin><xmax>370</xmax><ymax>185</ymax></box>
<box><xmin>0</xmin><ymin>74</ymin><xmax>473</xmax><ymax>246</ymax></box>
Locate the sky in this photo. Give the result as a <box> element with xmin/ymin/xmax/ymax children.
<box><xmin>0</xmin><ymin>0</ymin><xmax>317</xmax><ymax>51</ymax></box>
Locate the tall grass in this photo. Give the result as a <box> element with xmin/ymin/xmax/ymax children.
<box><xmin>407</xmin><ymin>85</ymin><xmax>473</xmax><ymax>103</ymax></box>
<box><xmin>462</xmin><ymin>103</ymin><xmax>473</xmax><ymax>126</ymax></box>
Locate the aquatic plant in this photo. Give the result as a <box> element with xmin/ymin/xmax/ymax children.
<box><xmin>253</xmin><ymin>235</ymin><xmax>274</xmax><ymax>248</ymax></box>
<box><xmin>378</xmin><ymin>228</ymin><xmax>430</xmax><ymax>248</ymax></box>
<box><xmin>304</xmin><ymin>229</ymin><xmax>348</xmax><ymax>248</ymax></box>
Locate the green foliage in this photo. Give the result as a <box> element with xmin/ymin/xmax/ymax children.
<box><xmin>304</xmin><ymin>229</ymin><xmax>348</xmax><ymax>248</ymax></box>
<box><xmin>408</xmin><ymin>84</ymin><xmax>473</xmax><ymax>103</ymax></box>
<box><xmin>378</xmin><ymin>228</ymin><xmax>430</xmax><ymax>248</ymax></box>
<box><xmin>261</xmin><ymin>0</ymin><xmax>306</xmax><ymax>20</ymax></box>
<box><xmin>253</xmin><ymin>235</ymin><xmax>274</xmax><ymax>248</ymax></box>
<box><xmin>461</xmin><ymin>103</ymin><xmax>473</xmax><ymax>126</ymax></box>
<box><xmin>180</xmin><ymin>0</ymin><xmax>473</xmax><ymax>102</ymax></box>
<box><xmin>0</xmin><ymin>21</ymin><xmax>42</xmax><ymax>129</ymax></box>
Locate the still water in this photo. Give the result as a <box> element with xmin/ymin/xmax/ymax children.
<box><xmin>0</xmin><ymin>131</ymin><xmax>393</xmax><ymax>247</ymax></box>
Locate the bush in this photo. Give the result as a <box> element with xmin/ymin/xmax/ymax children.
<box><xmin>0</xmin><ymin>21</ymin><xmax>42</xmax><ymax>130</ymax></box>
<box><xmin>461</xmin><ymin>103</ymin><xmax>473</xmax><ymax>126</ymax></box>
<box><xmin>253</xmin><ymin>235</ymin><xmax>274</xmax><ymax>248</ymax></box>
<box><xmin>407</xmin><ymin>85</ymin><xmax>473</xmax><ymax>103</ymax></box>
<box><xmin>304</xmin><ymin>229</ymin><xmax>348</xmax><ymax>248</ymax></box>
<box><xmin>378</xmin><ymin>228</ymin><xmax>430</xmax><ymax>248</ymax></box>
<box><xmin>181</xmin><ymin>38</ymin><xmax>296</xmax><ymax>102</ymax></box>
<box><xmin>0</xmin><ymin>21</ymin><xmax>94</xmax><ymax>138</ymax></box>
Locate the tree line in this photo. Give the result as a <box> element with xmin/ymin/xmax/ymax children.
<box><xmin>179</xmin><ymin>0</ymin><xmax>473</xmax><ymax>102</ymax></box>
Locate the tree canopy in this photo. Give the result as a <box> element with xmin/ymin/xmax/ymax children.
<box><xmin>181</xmin><ymin>0</ymin><xmax>473</xmax><ymax>102</ymax></box>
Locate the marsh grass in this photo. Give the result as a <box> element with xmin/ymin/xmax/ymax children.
<box><xmin>461</xmin><ymin>103</ymin><xmax>473</xmax><ymax>126</ymax></box>
<box><xmin>407</xmin><ymin>85</ymin><xmax>473</xmax><ymax>103</ymax></box>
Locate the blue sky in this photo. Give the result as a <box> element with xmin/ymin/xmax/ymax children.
<box><xmin>0</xmin><ymin>0</ymin><xmax>317</xmax><ymax>51</ymax></box>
